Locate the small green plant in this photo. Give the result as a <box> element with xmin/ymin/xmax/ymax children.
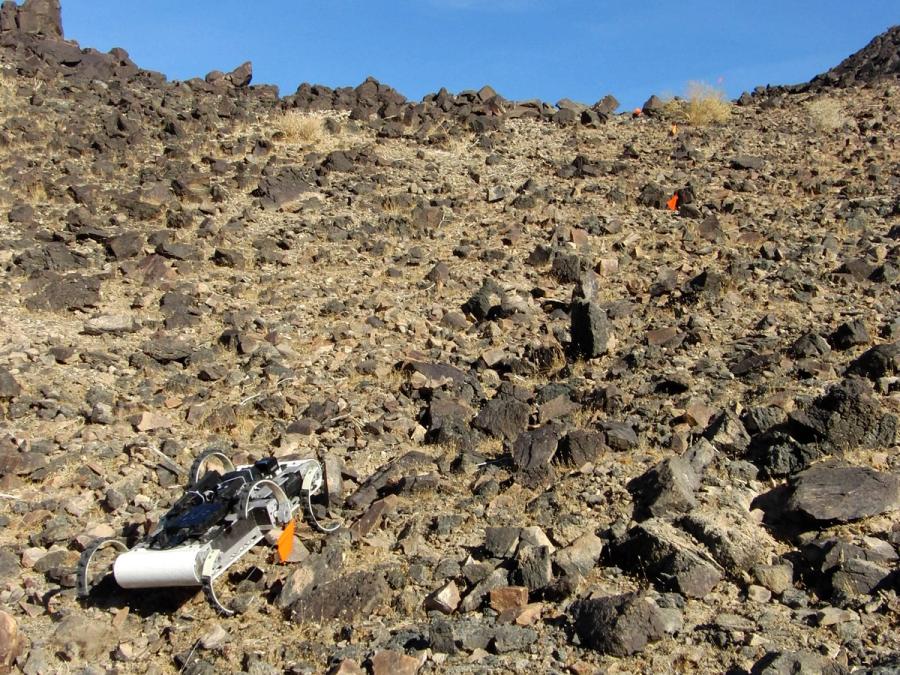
<box><xmin>806</xmin><ymin>97</ymin><xmax>848</xmax><ymax>132</ymax></box>
<box><xmin>663</xmin><ymin>81</ymin><xmax>731</xmax><ymax>126</ymax></box>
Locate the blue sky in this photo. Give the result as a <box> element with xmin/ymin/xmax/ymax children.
<box><xmin>61</xmin><ymin>1</ymin><xmax>897</xmax><ymax>110</ymax></box>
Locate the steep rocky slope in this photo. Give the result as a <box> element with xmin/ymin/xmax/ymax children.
<box><xmin>0</xmin><ymin>3</ymin><xmax>898</xmax><ymax>674</ymax></box>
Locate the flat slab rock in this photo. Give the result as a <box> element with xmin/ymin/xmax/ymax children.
<box><xmin>786</xmin><ymin>462</ymin><xmax>900</xmax><ymax>523</ymax></box>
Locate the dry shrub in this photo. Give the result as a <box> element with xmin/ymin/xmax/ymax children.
<box><xmin>664</xmin><ymin>81</ymin><xmax>731</xmax><ymax>126</ymax></box>
<box><xmin>275</xmin><ymin>111</ymin><xmax>323</xmax><ymax>145</ymax></box>
<box><xmin>806</xmin><ymin>97</ymin><xmax>848</xmax><ymax>132</ymax></box>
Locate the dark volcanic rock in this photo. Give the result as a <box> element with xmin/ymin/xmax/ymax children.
<box><xmin>571</xmin><ymin>299</ymin><xmax>612</xmax><ymax>359</ymax></box>
<box><xmin>796</xmin><ymin>378</ymin><xmax>897</xmax><ymax>452</ymax></box>
<box><xmin>751</xmin><ymin>650</ymin><xmax>850</xmax><ymax>675</ymax></box>
<box><xmin>291</xmin><ymin>570</ymin><xmax>388</xmax><ymax>622</ymax></box>
<box><xmin>140</xmin><ymin>336</ymin><xmax>194</xmax><ymax>364</ymax></box>
<box><xmin>602</xmin><ymin>421</ymin><xmax>638</xmax><ymax>451</ymax></box>
<box><xmin>790</xmin><ymin>332</ymin><xmax>831</xmax><ymax>359</ymax></box>
<box><xmin>253</xmin><ymin>167</ymin><xmax>313</xmax><ymax>209</ymax></box>
<box><xmin>806</xmin><ymin>25</ymin><xmax>900</xmax><ymax>90</ymax></box>
<box><xmin>25</xmin><ymin>273</ymin><xmax>101</xmax><ymax>311</ymax></box>
<box><xmin>484</xmin><ymin>527</ymin><xmax>520</xmax><ymax>559</ymax></box>
<box><xmin>628</xmin><ymin>455</ymin><xmax>700</xmax><ymax>519</ymax></box>
<box><xmin>511</xmin><ymin>424</ymin><xmax>561</xmax><ymax>486</ymax></box>
<box><xmin>610</xmin><ymin>519</ymin><xmax>723</xmax><ymax>598</ymax></box>
<box><xmin>472</xmin><ymin>398</ymin><xmax>530</xmax><ymax>441</ymax></box>
<box><xmin>847</xmin><ymin>342</ymin><xmax>899</xmax><ymax>380</ymax></box>
<box><xmin>555</xmin><ymin>429</ymin><xmax>606</xmax><ymax>467</ymax></box>
<box><xmin>572</xmin><ymin>591</ymin><xmax>671</xmax><ymax>655</ymax></box>
<box><xmin>11</xmin><ymin>0</ymin><xmax>62</xmax><ymax>37</ymax></box>
<box><xmin>227</xmin><ymin>60</ymin><xmax>253</xmax><ymax>87</ymax></box>
<box><xmin>515</xmin><ymin>544</ymin><xmax>553</xmax><ymax>590</ymax></box>
<box><xmin>785</xmin><ymin>462</ymin><xmax>900</xmax><ymax>523</ymax></box>
<box><xmin>731</xmin><ymin>155</ymin><xmax>765</xmax><ymax>171</ymax></box>
<box><xmin>750</xmin><ymin>430</ymin><xmax>822</xmax><ymax>478</ymax></box>
<box><xmin>831</xmin><ymin>557</ymin><xmax>894</xmax><ymax>597</ymax></box>
<box><xmin>829</xmin><ymin>319</ymin><xmax>870</xmax><ymax>350</ymax></box>
<box><xmin>107</xmin><ymin>231</ymin><xmax>144</xmax><ymax>260</ymax></box>
<box><xmin>704</xmin><ymin>410</ymin><xmax>751</xmax><ymax>455</ymax></box>
<box><xmin>0</xmin><ymin>368</ymin><xmax>22</xmax><ymax>398</ymax></box>
<box><xmin>637</xmin><ymin>182</ymin><xmax>669</xmax><ymax>209</ymax></box>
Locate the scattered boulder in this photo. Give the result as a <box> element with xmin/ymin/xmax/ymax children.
<box><xmin>751</xmin><ymin>650</ymin><xmax>849</xmax><ymax>675</ymax></box>
<box><xmin>25</xmin><ymin>273</ymin><xmax>101</xmax><ymax>311</ymax></box>
<box><xmin>291</xmin><ymin>570</ymin><xmax>389</xmax><ymax>622</ymax></box>
<box><xmin>472</xmin><ymin>398</ymin><xmax>530</xmax><ymax>441</ymax></box>
<box><xmin>555</xmin><ymin>430</ymin><xmax>606</xmax><ymax>467</ymax></box>
<box><xmin>511</xmin><ymin>424</ymin><xmax>561</xmax><ymax>486</ymax></box>
<box><xmin>785</xmin><ymin>462</ymin><xmax>900</xmax><ymax>523</ymax></box>
<box><xmin>610</xmin><ymin>519</ymin><xmax>723</xmax><ymax>598</ymax></box>
<box><xmin>571</xmin><ymin>591</ymin><xmax>674</xmax><ymax>655</ymax></box>
<box><xmin>847</xmin><ymin>342</ymin><xmax>899</xmax><ymax>380</ymax></box>
<box><xmin>12</xmin><ymin>0</ymin><xmax>63</xmax><ymax>37</ymax></box>
<box><xmin>797</xmin><ymin>378</ymin><xmax>897</xmax><ymax>451</ymax></box>
<box><xmin>554</xmin><ymin>532</ymin><xmax>604</xmax><ymax>578</ymax></box>
<box><xmin>628</xmin><ymin>454</ymin><xmax>700</xmax><ymax>519</ymax></box>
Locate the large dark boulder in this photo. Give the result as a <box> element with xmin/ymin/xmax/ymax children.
<box><xmin>8</xmin><ymin>0</ymin><xmax>62</xmax><ymax>38</ymax></box>
<box><xmin>571</xmin><ymin>591</ymin><xmax>672</xmax><ymax>655</ymax></box>
<box><xmin>786</xmin><ymin>462</ymin><xmax>900</xmax><ymax>523</ymax></box>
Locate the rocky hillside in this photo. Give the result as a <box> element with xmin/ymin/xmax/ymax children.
<box><xmin>0</xmin><ymin>2</ymin><xmax>898</xmax><ymax>674</ymax></box>
<box><xmin>807</xmin><ymin>25</ymin><xmax>900</xmax><ymax>91</ymax></box>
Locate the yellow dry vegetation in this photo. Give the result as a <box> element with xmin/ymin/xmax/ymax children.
<box><xmin>275</xmin><ymin>110</ymin><xmax>324</xmax><ymax>145</ymax></box>
<box><xmin>806</xmin><ymin>97</ymin><xmax>848</xmax><ymax>132</ymax></box>
<box><xmin>664</xmin><ymin>81</ymin><xmax>732</xmax><ymax>126</ymax></box>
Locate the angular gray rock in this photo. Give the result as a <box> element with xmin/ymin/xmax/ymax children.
<box><xmin>704</xmin><ymin>410</ymin><xmax>751</xmax><ymax>455</ymax></box>
<box><xmin>555</xmin><ymin>532</ymin><xmax>604</xmax><ymax>578</ymax></box>
<box><xmin>511</xmin><ymin>424</ymin><xmax>561</xmax><ymax>486</ymax></box>
<box><xmin>291</xmin><ymin>570</ymin><xmax>388</xmax><ymax>622</ymax></box>
<box><xmin>847</xmin><ymin>341</ymin><xmax>900</xmax><ymax>380</ymax></box>
<box><xmin>830</xmin><ymin>558</ymin><xmax>893</xmax><ymax>597</ymax></box>
<box><xmin>14</xmin><ymin>0</ymin><xmax>62</xmax><ymax>37</ymax></box>
<box><xmin>572</xmin><ymin>591</ymin><xmax>673</xmax><ymax>656</ymax></box>
<box><xmin>571</xmin><ymin>277</ymin><xmax>613</xmax><ymax>359</ymax></box>
<box><xmin>484</xmin><ymin>527</ymin><xmax>520</xmax><ymax>559</ymax></box>
<box><xmin>472</xmin><ymin>398</ymin><xmax>530</xmax><ymax>441</ymax></box>
<box><xmin>795</xmin><ymin>378</ymin><xmax>897</xmax><ymax>452</ymax></box>
<box><xmin>678</xmin><ymin>510</ymin><xmax>774</xmax><ymax>573</ymax></box>
<box><xmin>610</xmin><ymin>519</ymin><xmax>723</xmax><ymax>598</ymax></box>
<box><xmin>555</xmin><ymin>429</ymin><xmax>606</xmax><ymax>467</ymax></box>
<box><xmin>786</xmin><ymin>462</ymin><xmax>900</xmax><ymax>523</ymax></box>
<box><xmin>515</xmin><ymin>544</ymin><xmax>553</xmax><ymax>590</ymax></box>
<box><xmin>751</xmin><ymin>650</ymin><xmax>850</xmax><ymax>675</ymax></box>
<box><xmin>627</xmin><ymin>455</ymin><xmax>700</xmax><ymax>519</ymax></box>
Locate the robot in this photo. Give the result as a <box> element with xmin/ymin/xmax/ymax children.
<box><xmin>77</xmin><ymin>449</ymin><xmax>339</xmax><ymax>615</ymax></box>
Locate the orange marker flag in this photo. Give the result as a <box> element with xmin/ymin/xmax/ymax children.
<box><xmin>666</xmin><ymin>194</ymin><xmax>679</xmax><ymax>211</ymax></box>
<box><xmin>277</xmin><ymin>519</ymin><xmax>296</xmax><ymax>563</ymax></box>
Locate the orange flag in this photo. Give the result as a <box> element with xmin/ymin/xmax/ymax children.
<box><xmin>277</xmin><ymin>520</ymin><xmax>296</xmax><ymax>563</ymax></box>
<box><xmin>666</xmin><ymin>194</ymin><xmax>679</xmax><ymax>211</ymax></box>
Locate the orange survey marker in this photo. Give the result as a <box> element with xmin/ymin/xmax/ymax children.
<box><xmin>666</xmin><ymin>194</ymin><xmax>679</xmax><ymax>211</ymax></box>
<box><xmin>277</xmin><ymin>519</ymin><xmax>296</xmax><ymax>563</ymax></box>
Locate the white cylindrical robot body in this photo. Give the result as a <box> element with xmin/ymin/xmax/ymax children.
<box><xmin>113</xmin><ymin>546</ymin><xmax>206</xmax><ymax>588</ymax></box>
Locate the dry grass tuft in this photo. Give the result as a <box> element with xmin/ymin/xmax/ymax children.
<box><xmin>806</xmin><ymin>97</ymin><xmax>848</xmax><ymax>132</ymax></box>
<box><xmin>664</xmin><ymin>81</ymin><xmax>731</xmax><ymax>126</ymax></box>
<box><xmin>275</xmin><ymin>111</ymin><xmax>323</xmax><ymax>145</ymax></box>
